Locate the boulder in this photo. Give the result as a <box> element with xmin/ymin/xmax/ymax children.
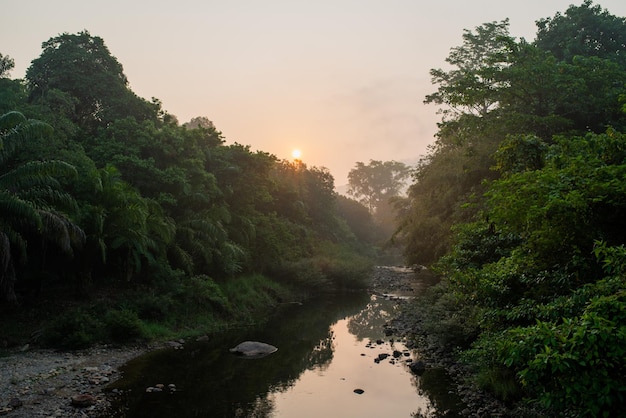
<box><xmin>229</xmin><ymin>341</ymin><xmax>278</xmax><ymax>358</ymax></box>
<box><xmin>409</xmin><ymin>360</ymin><xmax>426</xmax><ymax>375</ymax></box>
<box><xmin>71</xmin><ymin>394</ymin><xmax>96</xmax><ymax>407</ymax></box>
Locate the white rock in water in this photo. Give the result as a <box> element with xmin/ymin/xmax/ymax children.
<box><xmin>229</xmin><ymin>341</ymin><xmax>278</xmax><ymax>358</ymax></box>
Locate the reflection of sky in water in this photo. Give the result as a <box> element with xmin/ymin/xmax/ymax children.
<box><xmin>257</xmin><ymin>297</ymin><xmax>433</xmax><ymax>417</ymax></box>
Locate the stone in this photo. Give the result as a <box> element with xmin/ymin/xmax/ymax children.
<box><xmin>409</xmin><ymin>360</ymin><xmax>426</xmax><ymax>375</ymax></box>
<box><xmin>229</xmin><ymin>341</ymin><xmax>278</xmax><ymax>358</ymax></box>
<box><xmin>70</xmin><ymin>393</ymin><xmax>96</xmax><ymax>407</ymax></box>
<box><xmin>8</xmin><ymin>398</ymin><xmax>22</xmax><ymax>408</ymax></box>
<box><xmin>353</xmin><ymin>389</ymin><xmax>365</xmax><ymax>394</ymax></box>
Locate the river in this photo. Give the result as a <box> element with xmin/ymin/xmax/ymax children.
<box><xmin>106</xmin><ymin>269</ymin><xmax>464</xmax><ymax>417</ymax></box>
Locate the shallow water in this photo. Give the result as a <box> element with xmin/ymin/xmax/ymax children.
<box><xmin>108</xmin><ymin>290</ymin><xmax>463</xmax><ymax>417</ymax></box>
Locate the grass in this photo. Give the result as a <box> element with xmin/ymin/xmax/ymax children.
<box><xmin>0</xmin><ymin>273</ymin><xmax>300</xmax><ymax>350</ymax></box>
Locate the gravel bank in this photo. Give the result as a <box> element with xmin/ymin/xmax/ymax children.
<box><xmin>0</xmin><ymin>345</ymin><xmax>146</xmax><ymax>417</ymax></box>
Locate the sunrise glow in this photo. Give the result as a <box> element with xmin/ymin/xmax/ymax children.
<box><xmin>292</xmin><ymin>149</ymin><xmax>302</xmax><ymax>159</ymax></box>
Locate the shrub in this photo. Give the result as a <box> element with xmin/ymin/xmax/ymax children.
<box><xmin>104</xmin><ymin>309</ymin><xmax>144</xmax><ymax>342</ymax></box>
<box><xmin>179</xmin><ymin>275</ymin><xmax>231</xmax><ymax>315</ymax></box>
<box><xmin>42</xmin><ymin>308</ymin><xmax>103</xmax><ymax>349</ymax></box>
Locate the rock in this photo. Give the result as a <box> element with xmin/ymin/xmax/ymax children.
<box><xmin>196</xmin><ymin>335</ymin><xmax>209</xmax><ymax>342</ymax></box>
<box><xmin>167</xmin><ymin>341</ymin><xmax>184</xmax><ymax>349</ymax></box>
<box><xmin>392</xmin><ymin>350</ymin><xmax>402</xmax><ymax>358</ymax></box>
<box><xmin>229</xmin><ymin>341</ymin><xmax>278</xmax><ymax>358</ymax></box>
<box><xmin>377</xmin><ymin>353</ymin><xmax>390</xmax><ymax>361</ymax></box>
<box><xmin>353</xmin><ymin>388</ymin><xmax>365</xmax><ymax>394</ymax></box>
<box><xmin>8</xmin><ymin>398</ymin><xmax>22</xmax><ymax>408</ymax></box>
<box><xmin>0</xmin><ymin>407</ymin><xmax>11</xmax><ymax>416</ymax></box>
<box><xmin>70</xmin><ymin>393</ymin><xmax>97</xmax><ymax>407</ymax></box>
<box><xmin>409</xmin><ymin>360</ymin><xmax>426</xmax><ymax>375</ymax></box>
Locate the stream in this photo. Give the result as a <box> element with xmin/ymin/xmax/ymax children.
<box><xmin>106</xmin><ymin>269</ymin><xmax>464</xmax><ymax>417</ymax></box>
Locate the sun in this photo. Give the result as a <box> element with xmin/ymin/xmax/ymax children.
<box><xmin>291</xmin><ymin>149</ymin><xmax>302</xmax><ymax>159</ymax></box>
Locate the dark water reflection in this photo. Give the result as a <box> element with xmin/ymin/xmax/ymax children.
<box><xmin>108</xmin><ymin>291</ymin><xmax>463</xmax><ymax>417</ymax></box>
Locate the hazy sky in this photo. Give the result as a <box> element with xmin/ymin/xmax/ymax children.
<box><xmin>3</xmin><ymin>1</ymin><xmax>626</xmax><ymax>185</ymax></box>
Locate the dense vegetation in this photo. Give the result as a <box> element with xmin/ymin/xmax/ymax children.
<box><xmin>398</xmin><ymin>1</ymin><xmax>626</xmax><ymax>416</ymax></box>
<box><xmin>0</xmin><ymin>33</ymin><xmax>380</xmax><ymax>347</ymax></box>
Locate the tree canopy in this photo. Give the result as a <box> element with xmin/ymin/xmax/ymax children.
<box><xmin>0</xmin><ymin>31</ymin><xmax>377</xmax><ymax>306</ymax></box>
<box><xmin>400</xmin><ymin>2</ymin><xmax>626</xmax><ymax>415</ymax></box>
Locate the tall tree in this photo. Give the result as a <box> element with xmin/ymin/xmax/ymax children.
<box><xmin>0</xmin><ymin>111</ymin><xmax>84</xmax><ymax>303</ymax></box>
<box><xmin>535</xmin><ymin>0</ymin><xmax>626</xmax><ymax>67</ymax></box>
<box><xmin>0</xmin><ymin>53</ymin><xmax>14</xmax><ymax>78</ymax></box>
<box><xmin>425</xmin><ymin>20</ymin><xmax>515</xmax><ymax>121</ymax></box>
<box><xmin>25</xmin><ymin>31</ymin><xmax>158</xmax><ymax>131</ymax></box>
<box><xmin>347</xmin><ymin>160</ymin><xmax>410</xmax><ymax>215</ymax></box>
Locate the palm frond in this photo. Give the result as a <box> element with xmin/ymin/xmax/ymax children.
<box><xmin>0</xmin><ymin>191</ymin><xmax>43</xmax><ymax>228</ymax></box>
<box><xmin>17</xmin><ymin>187</ymin><xmax>79</xmax><ymax>214</ymax></box>
<box><xmin>0</xmin><ymin>111</ymin><xmax>27</xmax><ymax>131</ymax></box>
<box><xmin>40</xmin><ymin>210</ymin><xmax>86</xmax><ymax>255</ymax></box>
<box><xmin>0</xmin><ymin>113</ymin><xmax>53</xmax><ymax>163</ymax></box>
<box><xmin>0</xmin><ymin>232</ymin><xmax>10</xmax><ymax>272</ymax></box>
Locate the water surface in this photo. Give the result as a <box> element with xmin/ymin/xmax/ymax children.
<box><xmin>109</xmin><ymin>289</ymin><xmax>462</xmax><ymax>417</ymax></box>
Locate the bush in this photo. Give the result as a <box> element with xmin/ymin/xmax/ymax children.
<box><xmin>135</xmin><ymin>293</ymin><xmax>175</xmax><ymax>321</ymax></box>
<box><xmin>179</xmin><ymin>275</ymin><xmax>231</xmax><ymax>315</ymax></box>
<box><xmin>42</xmin><ymin>308</ymin><xmax>103</xmax><ymax>349</ymax></box>
<box><xmin>104</xmin><ymin>309</ymin><xmax>145</xmax><ymax>342</ymax></box>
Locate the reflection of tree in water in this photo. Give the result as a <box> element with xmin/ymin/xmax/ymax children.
<box><xmin>236</xmin><ymin>395</ymin><xmax>274</xmax><ymax>418</ymax></box>
<box><xmin>306</xmin><ymin>330</ymin><xmax>335</xmax><ymax>372</ymax></box>
<box><xmin>110</xmin><ymin>293</ymin><xmax>370</xmax><ymax>418</ymax></box>
<box><xmin>347</xmin><ymin>296</ymin><xmax>403</xmax><ymax>341</ymax></box>
<box><xmin>410</xmin><ymin>369</ymin><xmax>465</xmax><ymax>417</ymax></box>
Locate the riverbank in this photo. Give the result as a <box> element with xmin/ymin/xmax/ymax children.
<box><xmin>382</xmin><ymin>273</ymin><xmax>512</xmax><ymax>417</ymax></box>
<box><xmin>0</xmin><ymin>344</ymin><xmax>149</xmax><ymax>417</ymax></box>
<box><xmin>1</xmin><ymin>266</ymin><xmax>503</xmax><ymax>417</ymax></box>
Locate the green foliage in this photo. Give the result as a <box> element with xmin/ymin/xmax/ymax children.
<box><xmin>42</xmin><ymin>308</ymin><xmax>104</xmax><ymax>349</ymax></box>
<box><xmin>1</xmin><ymin>111</ymin><xmax>84</xmax><ymax>303</ymax></box>
<box><xmin>424</xmin><ymin>19</ymin><xmax>514</xmax><ymax>119</ymax></box>
<box><xmin>399</xmin><ymin>2</ymin><xmax>626</xmax><ymax>267</ymax></box>
<box><xmin>271</xmin><ymin>243</ymin><xmax>373</xmax><ymax>291</ymax></box>
<box><xmin>493</xmin><ymin>289</ymin><xmax>626</xmax><ymax>416</ymax></box>
<box><xmin>104</xmin><ymin>309</ymin><xmax>144</xmax><ymax>342</ymax></box>
<box><xmin>399</xmin><ymin>4</ymin><xmax>626</xmax><ymax>415</ymax></box>
<box><xmin>26</xmin><ymin>31</ymin><xmax>158</xmax><ymax>131</ymax></box>
<box><xmin>347</xmin><ymin>160</ymin><xmax>410</xmax><ymax>214</ymax></box>
<box><xmin>178</xmin><ymin>275</ymin><xmax>231</xmax><ymax>315</ymax></box>
<box><xmin>0</xmin><ymin>29</ymin><xmax>401</xmax><ymax>354</ymax></box>
<box><xmin>536</xmin><ymin>0</ymin><xmax>626</xmax><ymax>67</ymax></box>
<box><xmin>0</xmin><ymin>53</ymin><xmax>14</xmax><ymax>78</ymax></box>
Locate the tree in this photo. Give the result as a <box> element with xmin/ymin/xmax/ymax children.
<box><xmin>0</xmin><ymin>53</ymin><xmax>14</xmax><ymax>78</ymax></box>
<box><xmin>25</xmin><ymin>31</ymin><xmax>158</xmax><ymax>131</ymax></box>
<box><xmin>425</xmin><ymin>20</ymin><xmax>515</xmax><ymax>120</ymax></box>
<box><xmin>535</xmin><ymin>0</ymin><xmax>626</xmax><ymax>67</ymax></box>
<box><xmin>183</xmin><ymin>116</ymin><xmax>215</xmax><ymax>130</ymax></box>
<box><xmin>1</xmin><ymin>111</ymin><xmax>84</xmax><ymax>303</ymax></box>
<box><xmin>347</xmin><ymin>160</ymin><xmax>410</xmax><ymax>214</ymax></box>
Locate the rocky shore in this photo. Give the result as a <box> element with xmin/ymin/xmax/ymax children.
<box><xmin>374</xmin><ymin>266</ymin><xmax>511</xmax><ymax>417</ymax></box>
<box><xmin>0</xmin><ymin>345</ymin><xmax>147</xmax><ymax>417</ymax></box>
<box><xmin>1</xmin><ymin>266</ymin><xmax>509</xmax><ymax>417</ymax></box>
